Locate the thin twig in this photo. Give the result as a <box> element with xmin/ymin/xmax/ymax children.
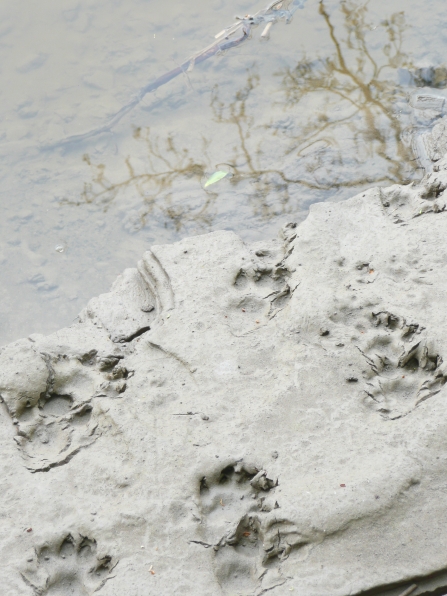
<box><xmin>48</xmin><ymin>0</ymin><xmax>306</xmax><ymax>149</ymax></box>
<box><xmin>398</xmin><ymin>585</ymin><xmax>417</xmax><ymax>596</ymax></box>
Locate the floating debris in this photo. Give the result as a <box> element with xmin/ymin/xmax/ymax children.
<box><xmin>204</xmin><ymin>171</ymin><xmax>228</xmax><ymax>188</ymax></box>
<box><xmin>51</xmin><ymin>0</ymin><xmax>307</xmax><ymax>148</ymax></box>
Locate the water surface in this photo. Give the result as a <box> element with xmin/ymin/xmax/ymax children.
<box><xmin>1</xmin><ymin>0</ymin><xmax>446</xmax><ymax>344</ymax></box>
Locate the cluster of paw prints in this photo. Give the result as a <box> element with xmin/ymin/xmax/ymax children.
<box><xmin>359</xmin><ymin>311</ymin><xmax>446</xmax><ymax>419</ymax></box>
<box><xmin>195</xmin><ymin>461</ymin><xmax>307</xmax><ymax>595</ymax></box>
<box><xmin>22</xmin><ymin>533</ymin><xmax>114</xmax><ymax>596</ymax></box>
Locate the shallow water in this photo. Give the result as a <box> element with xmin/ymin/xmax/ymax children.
<box><xmin>1</xmin><ymin>0</ymin><xmax>446</xmax><ymax>345</ymax></box>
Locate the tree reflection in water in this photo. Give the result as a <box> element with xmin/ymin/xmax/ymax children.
<box><xmin>276</xmin><ymin>1</ymin><xmax>415</xmax><ymax>188</ymax></box>
<box><xmin>75</xmin><ymin>0</ymin><xmax>418</xmax><ymax>233</ymax></box>
<box><xmin>77</xmin><ymin>129</ymin><xmax>212</xmax><ymax>232</ymax></box>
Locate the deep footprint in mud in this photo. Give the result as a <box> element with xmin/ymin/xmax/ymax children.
<box><xmin>195</xmin><ymin>461</ymin><xmax>306</xmax><ymax>595</ymax></box>
<box><xmin>22</xmin><ymin>533</ymin><xmax>115</xmax><ymax>596</ymax></box>
<box><xmin>2</xmin><ymin>348</ymin><xmax>129</xmax><ymax>472</ymax></box>
<box><xmin>359</xmin><ymin>311</ymin><xmax>447</xmax><ymax>419</ymax></box>
<box><xmin>16</xmin><ymin>396</ymin><xmax>97</xmax><ymax>472</ymax></box>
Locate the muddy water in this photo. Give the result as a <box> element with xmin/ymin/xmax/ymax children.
<box><xmin>0</xmin><ymin>0</ymin><xmax>446</xmax><ymax>345</ymax></box>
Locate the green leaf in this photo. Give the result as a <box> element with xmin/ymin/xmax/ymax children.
<box><xmin>204</xmin><ymin>171</ymin><xmax>228</xmax><ymax>188</ymax></box>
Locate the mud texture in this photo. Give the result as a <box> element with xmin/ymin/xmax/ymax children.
<box><xmin>3</xmin><ymin>155</ymin><xmax>447</xmax><ymax>596</ymax></box>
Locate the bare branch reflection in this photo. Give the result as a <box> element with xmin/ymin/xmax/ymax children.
<box><xmin>64</xmin><ymin>128</ymin><xmax>214</xmax><ymax>232</ymax></box>
<box><xmin>70</xmin><ymin>0</ymin><xmax>418</xmax><ymax>233</ymax></box>
<box><xmin>276</xmin><ymin>0</ymin><xmax>415</xmax><ymax>185</ymax></box>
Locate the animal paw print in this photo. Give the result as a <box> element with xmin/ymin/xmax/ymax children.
<box><xmin>22</xmin><ymin>534</ymin><xmax>115</xmax><ymax>596</ymax></box>
<box><xmin>195</xmin><ymin>461</ymin><xmax>305</xmax><ymax>595</ymax></box>
<box><xmin>0</xmin><ymin>344</ymin><xmax>129</xmax><ymax>472</ymax></box>
<box><xmin>360</xmin><ymin>311</ymin><xmax>447</xmax><ymax>419</ymax></box>
<box><xmin>15</xmin><ymin>397</ymin><xmax>98</xmax><ymax>473</ymax></box>
<box><xmin>235</xmin><ymin>256</ymin><xmax>291</xmax><ymax>309</ymax></box>
<box><xmin>380</xmin><ymin>172</ymin><xmax>447</xmax><ymax>223</ymax></box>
<box><xmin>229</xmin><ymin>249</ymin><xmax>292</xmax><ymax>336</ymax></box>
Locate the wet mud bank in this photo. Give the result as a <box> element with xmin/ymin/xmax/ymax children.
<box><xmin>2</xmin><ymin>146</ymin><xmax>447</xmax><ymax>594</ymax></box>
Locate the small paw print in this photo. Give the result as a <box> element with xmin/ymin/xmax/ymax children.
<box><xmin>22</xmin><ymin>533</ymin><xmax>115</xmax><ymax>595</ymax></box>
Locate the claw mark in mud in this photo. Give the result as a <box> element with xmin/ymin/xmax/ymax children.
<box><xmin>0</xmin><ymin>343</ymin><xmax>130</xmax><ymax>472</ymax></box>
<box><xmin>138</xmin><ymin>249</ymin><xmax>175</xmax><ymax>315</ymax></box>
<box><xmin>84</xmin><ymin>267</ymin><xmax>157</xmax><ymax>343</ymax></box>
<box><xmin>85</xmin><ymin>249</ymin><xmax>176</xmax><ymax>342</ymax></box>
<box><xmin>147</xmin><ymin>341</ymin><xmax>197</xmax><ymax>382</ymax></box>
<box><xmin>358</xmin><ymin>311</ymin><xmax>447</xmax><ymax>419</ymax></box>
<box><xmin>21</xmin><ymin>533</ymin><xmax>116</xmax><ymax>595</ymax></box>
<box><xmin>84</xmin><ymin>249</ymin><xmax>176</xmax><ymax>344</ymax></box>
<box><xmin>194</xmin><ymin>460</ymin><xmax>313</xmax><ymax>595</ymax></box>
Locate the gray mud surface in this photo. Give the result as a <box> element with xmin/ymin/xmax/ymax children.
<box><xmin>2</xmin><ymin>146</ymin><xmax>447</xmax><ymax>595</ymax></box>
